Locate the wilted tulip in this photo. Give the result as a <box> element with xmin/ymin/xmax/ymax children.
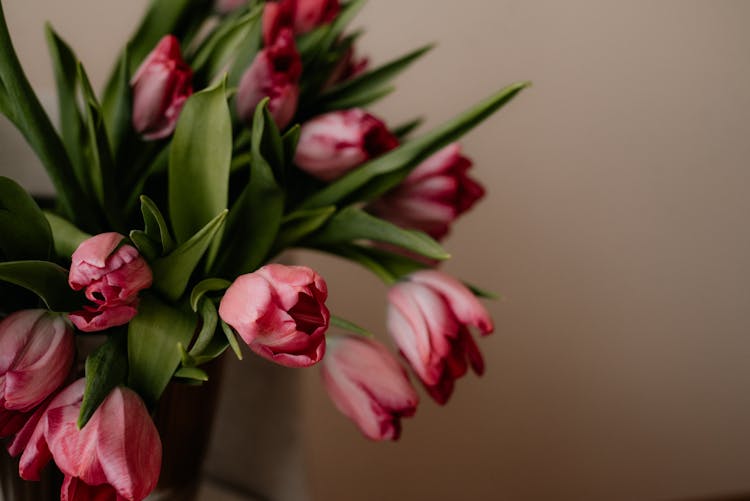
<box><xmin>368</xmin><ymin>143</ymin><xmax>485</xmax><ymax>240</ymax></box>
<box><xmin>294</xmin><ymin>109</ymin><xmax>399</xmax><ymax>181</ymax></box>
<box><xmin>131</xmin><ymin>35</ymin><xmax>193</xmax><ymax>140</ymax></box>
<box><xmin>237</xmin><ymin>28</ymin><xmax>302</xmax><ymax>129</ymax></box>
<box><xmin>0</xmin><ymin>310</ymin><xmax>74</xmax><ymax>428</ymax></box>
<box><xmin>219</xmin><ymin>264</ymin><xmax>329</xmax><ymax>368</ymax></box>
<box><xmin>14</xmin><ymin>379</ymin><xmax>161</xmax><ymax>501</ymax></box>
<box><xmin>321</xmin><ymin>336</ymin><xmax>419</xmax><ymax>441</ymax></box>
<box><xmin>387</xmin><ymin>270</ymin><xmax>494</xmax><ymax>404</ymax></box>
<box><xmin>68</xmin><ymin>233</ymin><xmax>153</xmax><ymax>332</ymax></box>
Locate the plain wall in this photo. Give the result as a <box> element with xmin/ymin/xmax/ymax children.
<box><xmin>2</xmin><ymin>1</ymin><xmax>749</xmax><ymax>500</ymax></box>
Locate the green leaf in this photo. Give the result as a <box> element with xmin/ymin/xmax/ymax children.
<box><xmin>274</xmin><ymin>205</ymin><xmax>336</xmax><ymax>251</ymax></box>
<box><xmin>190</xmin><ymin>278</ymin><xmax>231</xmax><ymax>312</ymax></box>
<box><xmin>127</xmin><ymin>294</ymin><xmax>198</xmax><ymax>406</ymax></box>
<box><xmin>44</xmin><ymin>212</ymin><xmax>90</xmax><ymax>260</ymax></box>
<box><xmin>169</xmin><ymin>78</ymin><xmax>232</xmax><ymax>260</ymax></box>
<box><xmin>215</xmin><ymin>100</ymin><xmax>284</xmax><ymax>276</ymax></box>
<box><xmin>140</xmin><ymin>195</ymin><xmax>175</xmax><ymax>254</ymax></box>
<box><xmin>306</xmin><ymin>206</ymin><xmax>450</xmax><ymax>260</ymax></box>
<box><xmin>320</xmin><ymin>0</ymin><xmax>366</xmax><ymax>53</ymax></box>
<box><xmin>102</xmin><ymin>46</ymin><xmax>132</xmax><ymax>162</ymax></box>
<box><xmin>299</xmin><ymin>81</ymin><xmax>531</xmax><ymax>210</ymax></box>
<box><xmin>0</xmin><ymin>261</ymin><xmax>83</xmax><ymax>312</ymax></box>
<box><xmin>392</xmin><ymin>117</ymin><xmax>423</xmax><ymax>140</ymax></box>
<box><xmin>174</xmin><ymin>366</ymin><xmax>209</xmax><ymax>382</ymax></box>
<box><xmin>221</xmin><ymin>320</ymin><xmax>244</xmax><ymax>360</ymax></box>
<box><xmin>319</xmin><ymin>85</ymin><xmax>394</xmax><ymax>112</ymax></box>
<box><xmin>129</xmin><ymin>230</ymin><xmax>160</xmax><ymax>261</ymax></box>
<box><xmin>0</xmin><ymin>177</ymin><xmax>52</xmax><ymax>260</ymax></box>
<box><xmin>330</xmin><ymin>315</ymin><xmax>372</xmax><ymax>337</ymax></box>
<box><xmin>152</xmin><ymin>210</ymin><xmax>228</xmax><ymax>302</ymax></box>
<box><xmin>78</xmin><ymin>332</ymin><xmax>128</xmax><ymax>428</ymax></box>
<box><xmin>189</xmin><ymin>298</ymin><xmax>218</xmax><ymax>357</ymax></box>
<box><xmin>320</xmin><ymin>44</ymin><xmax>434</xmax><ymax>111</ymax></box>
<box><xmin>465</xmin><ymin>282</ymin><xmax>499</xmax><ymax>300</ymax></box>
<box><xmin>281</xmin><ymin>124</ymin><xmax>301</xmax><ymax>168</ymax></box>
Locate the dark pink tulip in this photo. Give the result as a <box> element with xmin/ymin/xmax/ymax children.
<box><xmin>321</xmin><ymin>336</ymin><xmax>418</xmax><ymax>441</ymax></box>
<box><xmin>237</xmin><ymin>28</ymin><xmax>302</xmax><ymax>129</ymax></box>
<box><xmin>387</xmin><ymin>270</ymin><xmax>494</xmax><ymax>404</ymax></box>
<box><xmin>325</xmin><ymin>45</ymin><xmax>368</xmax><ymax>88</ymax></box>
<box><xmin>368</xmin><ymin>143</ymin><xmax>486</xmax><ymax>240</ymax></box>
<box><xmin>294</xmin><ymin>109</ymin><xmax>399</xmax><ymax>181</ymax></box>
<box><xmin>15</xmin><ymin>380</ymin><xmax>161</xmax><ymax>501</ymax></box>
<box><xmin>219</xmin><ymin>264</ymin><xmax>329</xmax><ymax>368</ymax></box>
<box><xmin>215</xmin><ymin>0</ymin><xmax>247</xmax><ymax>13</ymax></box>
<box><xmin>263</xmin><ymin>0</ymin><xmax>297</xmax><ymax>46</ymax></box>
<box><xmin>0</xmin><ymin>310</ymin><xmax>74</xmax><ymax>425</ymax></box>
<box><xmin>294</xmin><ymin>0</ymin><xmax>340</xmax><ymax>34</ymax></box>
<box><xmin>68</xmin><ymin>233</ymin><xmax>153</xmax><ymax>332</ymax></box>
<box><xmin>131</xmin><ymin>35</ymin><xmax>193</xmax><ymax>140</ymax></box>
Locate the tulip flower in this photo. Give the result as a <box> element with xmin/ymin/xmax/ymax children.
<box><xmin>219</xmin><ymin>264</ymin><xmax>329</xmax><ymax>368</ymax></box>
<box><xmin>131</xmin><ymin>35</ymin><xmax>193</xmax><ymax>140</ymax></box>
<box><xmin>13</xmin><ymin>379</ymin><xmax>161</xmax><ymax>501</ymax></box>
<box><xmin>321</xmin><ymin>336</ymin><xmax>419</xmax><ymax>441</ymax></box>
<box><xmin>0</xmin><ymin>310</ymin><xmax>74</xmax><ymax>436</ymax></box>
<box><xmin>325</xmin><ymin>45</ymin><xmax>369</xmax><ymax>88</ymax></box>
<box><xmin>68</xmin><ymin>233</ymin><xmax>153</xmax><ymax>332</ymax></box>
<box><xmin>387</xmin><ymin>270</ymin><xmax>494</xmax><ymax>404</ymax></box>
<box><xmin>237</xmin><ymin>28</ymin><xmax>302</xmax><ymax>129</ymax></box>
<box><xmin>368</xmin><ymin>143</ymin><xmax>486</xmax><ymax>240</ymax></box>
<box><xmin>263</xmin><ymin>0</ymin><xmax>339</xmax><ymax>45</ymax></box>
<box><xmin>294</xmin><ymin>109</ymin><xmax>399</xmax><ymax>181</ymax></box>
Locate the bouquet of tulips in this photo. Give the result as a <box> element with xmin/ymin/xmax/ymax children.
<box><xmin>0</xmin><ymin>0</ymin><xmax>527</xmax><ymax>499</ymax></box>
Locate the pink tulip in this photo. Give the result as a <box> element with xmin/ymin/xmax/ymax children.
<box><xmin>219</xmin><ymin>264</ymin><xmax>329</xmax><ymax>368</ymax></box>
<box><xmin>321</xmin><ymin>336</ymin><xmax>418</xmax><ymax>441</ymax></box>
<box><xmin>0</xmin><ymin>310</ymin><xmax>74</xmax><ymax>434</ymax></box>
<box><xmin>237</xmin><ymin>28</ymin><xmax>302</xmax><ymax>129</ymax></box>
<box><xmin>14</xmin><ymin>379</ymin><xmax>161</xmax><ymax>501</ymax></box>
<box><xmin>131</xmin><ymin>35</ymin><xmax>193</xmax><ymax>140</ymax></box>
<box><xmin>68</xmin><ymin>233</ymin><xmax>153</xmax><ymax>332</ymax></box>
<box><xmin>215</xmin><ymin>0</ymin><xmax>247</xmax><ymax>13</ymax></box>
<box><xmin>325</xmin><ymin>45</ymin><xmax>369</xmax><ymax>88</ymax></box>
<box><xmin>263</xmin><ymin>0</ymin><xmax>339</xmax><ymax>45</ymax></box>
<box><xmin>387</xmin><ymin>270</ymin><xmax>494</xmax><ymax>404</ymax></box>
<box><xmin>368</xmin><ymin>143</ymin><xmax>485</xmax><ymax>240</ymax></box>
<box><xmin>294</xmin><ymin>109</ymin><xmax>399</xmax><ymax>181</ymax></box>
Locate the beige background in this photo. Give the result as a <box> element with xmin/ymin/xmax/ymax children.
<box><xmin>1</xmin><ymin>1</ymin><xmax>750</xmax><ymax>500</ymax></box>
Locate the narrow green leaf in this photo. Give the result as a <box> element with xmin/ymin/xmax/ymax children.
<box><xmin>44</xmin><ymin>211</ymin><xmax>90</xmax><ymax>261</ymax></box>
<box><xmin>330</xmin><ymin>315</ymin><xmax>372</xmax><ymax>337</ymax></box>
<box><xmin>129</xmin><ymin>230</ymin><xmax>160</xmax><ymax>261</ymax></box>
<box><xmin>0</xmin><ymin>177</ymin><xmax>52</xmax><ymax>260</ymax></box>
<box><xmin>0</xmin><ymin>261</ymin><xmax>83</xmax><ymax>312</ymax></box>
<box><xmin>102</xmin><ymin>46</ymin><xmax>133</xmax><ymax>162</ymax></box>
<box><xmin>320</xmin><ymin>0</ymin><xmax>366</xmax><ymax>52</ymax></box>
<box><xmin>189</xmin><ymin>298</ymin><xmax>218</xmax><ymax>357</ymax></box>
<box><xmin>169</xmin><ymin>79</ymin><xmax>232</xmax><ymax>252</ymax></box>
<box><xmin>127</xmin><ymin>294</ymin><xmax>198</xmax><ymax>406</ymax></box>
<box><xmin>190</xmin><ymin>278</ymin><xmax>231</xmax><ymax>312</ymax></box>
<box><xmin>392</xmin><ymin>117</ymin><xmax>423</xmax><ymax>140</ymax></box>
<box><xmin>174</xmin><ymin>366</ymin><xmax>209</xmax><ymax>382</ymax></box>
<box><xmin>299</xmin><ymin>82</ymin><xmax>530</xmax><ymax>209</ymax></box>
<box><xmin>152</xmin><ymin>210</ymin><xmax>228</xmax><ymax>302</ymax></box>
<box><xmin>274</xmin><ymin>206</ymin><xmax>336</xmax><ymax>251</ymax></box>
<box><xmin>320</xmin><ymin>85</ymin><xmax>395</xmax><ymax>112</ymax></box>
<box><xmin>465</xmin><ymin>282</ymin><xmax>499</xmax><ymax>300</ymax></box>
<box><xmin>281</xmin><ymin>124</ymin><xmax>301</xmax><ymax>168</ymax></box>
<box><xmin>140</xmin><ymin>195</ymin><xmax>175</xmax><ymax>254</ymax></box>
<box><xmin>306</xmin><ymin>207</ymin><xmax>450</xmax><ymax>260</ymax></box>
<box><xmin>221</xmin><ymin>320</ymin><xmax>243</xmax><ymax>360</ymax></box>
<box><xmin>78</xmin><ymin>332</ymin><xmax>128</xmax><ymax>428</ymax></box>
<box><xmin>321</xmin><ymin>245</ymin><xmax>398</xmax><ymax>284</ymax></box>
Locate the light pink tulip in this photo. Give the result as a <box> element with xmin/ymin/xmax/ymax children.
<box><xmin>263</xmin><ymin>0</ymin><xmax>339</xmax><ymax>45</ymax></box>
<box><xmin>237</xmin><ymin>28</ymin><xmax>302</xmax><ymax>129</ymax></box>
<box><xmin>131</xmin><ymin>35</ymin><xmax>193</xmax><ymax>140</ymax></box>
<box><xmin>215</xmin><ymin>0</ymin><xmax>247</xmax><ymax>14</ymax></box>
<box><xmin>0</xmin><ymin>310</ymin><xmax>74</xmax><ymax>434</ymax></box>
<box><xmin>294</xmin><ymin>109</ymin><xmax>399</xmax><ymax>181</ymax></box>
<box><xmin>321</xmin><ymin>336</ymin><xmax>418</xmax><ymax>441</ymax></box>
<box><xmin>387</xmin><ymin>270</ymin><xmax>494</xmax><ymax>404</ymax></box>
<box><xmin>368</xmin><ymin>143</ymin><xmax>485</xmax><ymax>240</ymax></box>
<box><xmin>219</xmin><ymin>264</ymin><xmax>329</xmax><ymax>367</ymax></box>
<box><xmin>68</xmin><ymin>233</ymin><xmax>153</xmax><ymax>332</ymax></box>
<box><xmin>14</xmin><ymin>379</ymin><xmax>161</xmax><ymax>501</ymax></box>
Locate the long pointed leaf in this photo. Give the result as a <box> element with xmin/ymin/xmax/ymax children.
<box><xmin>0</xmin><ymin>261</ymin><xmax>83</xmax><ymax>312</ymax></box>
<box><xmin>0</xmin><ymin>177</ymin><xmax>52</xmax><ymax>260</ymax></box>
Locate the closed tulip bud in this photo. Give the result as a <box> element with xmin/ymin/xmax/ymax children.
<box><xmin>131</xmin><ymin>35</ymin><xmax>193</xmax><ymax>140</ymax></box>
<box><xmin>321</xmin><ymin>336</ymin><xmax>419</xmax><ymax>441</ymax></box>
<box><xmin>68</xmin><ymin>233</ymin><xmax>153</xmax><ymax>332</ymax></box>
<box><xmin>219</xmin><ymin>264</ymin><xmax>329</xmax><ymax>368</ymax></box>
<box><xmin>263</xmin><ymin>0</ymin><xmax>297</xmax><ymax>46</ymax></box>
<box><xmin>14</xmin><ymin>379</ymin><xmax>161</xmax><ymax>501</ymax></box>
<box><xmin>294</xmin><ymin>0</ymin><xmax>340</xmax><ymax>34</ymax></box>
<box><xmin>368</xmin><ymin>143</ymin><xmax>485</xmax><ymax>240</ymax></box>
<box><xmin>0</xmin><ymin>310</ymin><xmax>74</xmax><ymax>428</ymax></box>
<box><xmin>387</xmin><ymin>270</ymin><xmax>494</xmax><ymax>404</ymax></box>
<box><xmin>237</xmin><ymin>28</ymin><xmax>302</xmax><ymax>129</ymax></box>
<box><xmin>294</xmin><ymin>109</ymin><xmax>399</xmax><ymax>181</ymax></box>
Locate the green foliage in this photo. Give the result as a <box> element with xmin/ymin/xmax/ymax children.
<box><xmin>79</xmin><ymin>332</ymin><xmax>128</xmax><ymax>428</ymax></box>
<box><xmin>0</xmin><ymin>261</ymin><xmax>83</xmax><ymax>312</ymax></box>
<box><xmin>0</xmin><ymin>177</ymin><xmax>52</xmax><ymax>260</ymax></box>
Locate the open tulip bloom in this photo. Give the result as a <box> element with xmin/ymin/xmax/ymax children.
<box><xmin>0</xmin><ymin>0</ymin><xmax>527</xmax><ymax>498</ymax></box>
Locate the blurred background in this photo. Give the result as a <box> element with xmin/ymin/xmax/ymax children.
<box><xmin>1</xmin><ymin>1</ymin><xmax>750</xmax><ymax>500</ymax></box>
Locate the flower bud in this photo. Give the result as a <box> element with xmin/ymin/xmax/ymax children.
<box><xmin>263</xmin><ymin>0</ymin><xmax>340</xmax><ymax>45</ymax></box>
<box><xmin>387</xmin><ymin>270</ymin><xmax>494</xmax><ymax>404</ymax></box>
<box><xmin>68</xmin><ymin>233</ymin><xmax>152</xmax><ymax>332</ymax></box>
<box><xmin>131</xmin><ymin>35</ymin><xmax>193</xmax><ymax>140</ymax></box>
<box><xmin>294</xmin><ymin>109</ymin><xmax>399</xmax><ymax>181</ymax></box>
<box><xmin>237</xmin><ymin>28</ymin><xmax>302</xmax><ymax>129</ymax></box>
<box><xmin>322</xmin><ymin>336</ymin><xmax>418</xmax><ymax>441</ymax></box>
<box><xmin>368</xmin><ymin>143</ymin><xmax>485</xmax><ymax>240</ymax></box>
